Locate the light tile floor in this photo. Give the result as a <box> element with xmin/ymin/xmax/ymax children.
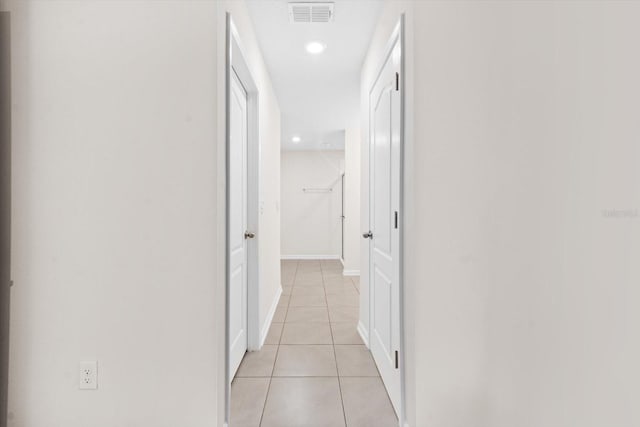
<box><xmin>231</xmin><ymin>259</ymin><xmax>398</xmax><ymax>427</ymax></box>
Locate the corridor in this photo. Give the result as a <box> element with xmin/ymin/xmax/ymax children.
<box><xmin>230</xmin><ymin>260</ymin><xmax>398</xmax><ymax>427</ymax></box>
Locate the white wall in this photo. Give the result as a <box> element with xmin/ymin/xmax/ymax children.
<box><xmin>364</xmin><ymin>1</ymin><xmax>640</xmax><ymax>426</ymax></box>
<box><xmin>217</xmin><ymin>0</ymin><xmax>283</xmax><ymax>349</ymax></box>
<box><xmin>343</xmin><ymin>119</ymin><xmax>361</xmax><ymax>275</ymax></box>
<box><xmin>414</xmin><ymin>3</ymin><xmax>640</xmax><ymax>426</ymax></box>
<box><xmin>281</xmin><ymin>150</ymin><xmax>344</xmax><ymax>258</ymax></box>
<box><xmin>6</xmin><ymin>1</ymin><xmax>281</xmax><ymax>425</ymax></box>
<box><xmin>8</xmin><ymin>1</ymin><xmax>220</xmax><ymax>426</ymax></box>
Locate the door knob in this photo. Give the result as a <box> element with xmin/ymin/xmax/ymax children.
<box><xmin>362</xmin><ymin>231</ymin><xmax>373</xmax><ymax>239</ymax></box>
<box><xmin>244</xmin><ymin>231</ymin><xmax>256</xmax><ymax>239</ymax></box>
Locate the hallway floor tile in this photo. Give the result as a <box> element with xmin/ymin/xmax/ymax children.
<box><xmin>231</xmin><ymin>259</ymin><xmax>398</xmax><ymax>427</ymax></box>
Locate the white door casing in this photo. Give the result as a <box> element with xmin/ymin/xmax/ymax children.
<box><xmin>225</xmin><ymin>16</ymin><xmax>262</xmax><ymax>425</ymax></box>
<box><xmin>228</xmin><ymin>70</ymin><xmax>249</xmax><ymax>381</ymax></box>
<box><xmin>368</xmin><ymin>36</ymin><xmax>402</xmax><ymax>416</ymax></box>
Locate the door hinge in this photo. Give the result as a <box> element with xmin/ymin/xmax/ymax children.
<box><xmin>394</xmin><ymin>211</ymin><xmax>398</xmax><ymax>229</ymax></box>
<box><xmin>395</xmin><ymin>350</ymin><xmax>399</xmax><ymax>369</ymax></box>
<box><xmin>395</xmin><ymin>72</ymin><xmax>399</xmax><ymax>91</ymax></box>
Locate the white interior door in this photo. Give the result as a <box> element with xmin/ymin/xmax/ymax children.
<box><xmin>229</xmin><ymin>70</ymin><xmax>249</xmax><ymax>380</ymax></box>
<box><xmin>368</xmin><ymin>38</ymin><xmax>402</xmax><ymax>415</ymax></box>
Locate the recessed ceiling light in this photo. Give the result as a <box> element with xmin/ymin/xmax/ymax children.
<box><xmin>292</xmin><ymin>136</ymin><xmax>301</xmax><ymax>143</ymax></box>
<box><xmin>305</xmin><ymin>41</ymin><xmax>326</xmax><ymax>54</ymax></box>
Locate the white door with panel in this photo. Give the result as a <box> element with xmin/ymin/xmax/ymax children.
<box><xmin>229</xmin><ymin>71</ymin><xmax>249</xmax><ymax>380</ymax></box>
<box><xmin>367</xmin><ymin>38</ymin><xmax>402</xmax><ymax>415</ymax></box>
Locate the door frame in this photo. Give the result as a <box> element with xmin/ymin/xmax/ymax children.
<box><xmin>0</xmin><ymin>11</ymin><xmax>11</xmax><ymax>427</ymax></box>
<box><xmin>366</xmin><ymin>16</ymin><xmax>407</xmax><ymax>427</ymax></box>
<box><xmin>225</xmin><ymin>13</ymin><xmax>261</xmax><ymax>426</ymax></box>
<box><xmin>341</xmin><ymin>173</ymin><xmax>345</xmax><ymax>262</ymax></box>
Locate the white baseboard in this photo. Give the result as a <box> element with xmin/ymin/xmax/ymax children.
<box><xmin>281</xmin><ymin>254</ymin><xmax>341</xmax><ymax>260</ymax></box>
<box><xmin>357</xmin><ymin>321</ymin><xmax>369</xmax><ymax>348</ymax></box>
<box><xmin>259</xmin><ymin>286</ymin><xmax>282</xmax><ymax>348</ymax></box>
<box><xmin>343</xmin><ymin>269</ymin><xmax>360</xmax><ymax>276</ymax></box>
<box><xmin>340</xmin><ymin>257</ymin><xmax>345</xmax><ymax>267</ymax></box>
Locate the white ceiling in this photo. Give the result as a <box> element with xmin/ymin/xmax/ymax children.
<box><xmin>246</xmin><ymin>0</ymin><xmax>384</xmax><ymax>151</ymax></box>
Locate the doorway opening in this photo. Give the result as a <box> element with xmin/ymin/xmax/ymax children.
<box><xmin>225</xmin><ymin>14</ymin><xmax>262</xmax><ymax>425</ymax></box>
<box><xmin>224</xmin><ymin>4</ymin><xmax>406</xmax><ymax>427</ymax></box>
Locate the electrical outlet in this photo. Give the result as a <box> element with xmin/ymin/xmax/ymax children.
<box><xmin>79</xmin><ymin>361</ymin><xmax>98</xmax><ymax>390</ymax></box>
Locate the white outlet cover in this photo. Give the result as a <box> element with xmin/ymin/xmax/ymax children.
<box><xmin>79</xmin><ymin>361</ymin><xmax>98</xmax><ymax>390</ymax></box>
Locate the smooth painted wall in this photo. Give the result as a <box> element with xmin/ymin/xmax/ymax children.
<box><xmin>7</xmin><ymin>2</ymin><xmax>220</xmax><ymax>425</ymax></box>
<box><xmin>281</xmin><ymin>150</ymin><xmax>344</xmax><ymax>258</ymax></box>
<box><xmin>364</xmin><ymin>1</ymin><xmax>640</xmax><ymax>426</ymax></box>
<box><xmin>413</xmin><ymin>2</ymin><xmax>640</xmax><ymax>426</ymax></box>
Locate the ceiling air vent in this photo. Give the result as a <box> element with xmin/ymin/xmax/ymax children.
<box><xmin>288</xmin><ymin>2</ymin><xmax>334</xmax><ymax>24</ymax></box>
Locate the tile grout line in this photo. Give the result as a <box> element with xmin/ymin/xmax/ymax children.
<box><xmin>254</xmin><ymin>342</ymin><xmax>360</xmax><ymax>346</ymax></box>
<box><xmin>349</xmin><ymin>276</ymin><xmax>359</xmax><ymax>294</ymax></box>
<box><xmin>258</xmin><ymin>259</ymin><xmax>299</xmax><ymax>427</ymax></box>
<box><xmin>321</xmin><ymin>261</ymin><xmax>349</xmax><ymax>427</ymax></box>
<box><xmin>238</xmin><ymin>375</ymin><xmax>378</xmax><ymax>378</ymax></box>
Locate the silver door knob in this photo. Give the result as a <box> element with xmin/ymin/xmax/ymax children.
<box><xmin>362</xmin><ymin>231</ymin><xmax>373</xmax><ymax>239</ymax></box>
<box><xmin>244</xmin><ymin>231</ymin><xmax>256</xmax><ymax>239</ymax></box>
